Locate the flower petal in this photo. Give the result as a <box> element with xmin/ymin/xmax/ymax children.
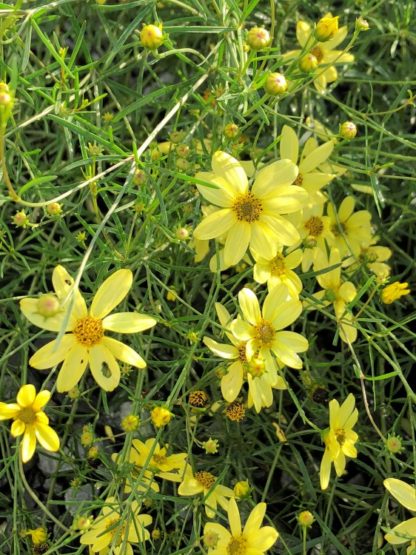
<box><xmin>228</xmin><ymin>498</ymin><xmax>242</xmax><ymax>536</ymax></box>
<box><xmin>244</xmin><ymin>502</ymin><xmax>266</xmax><ymax>534</ymax></box>
<box><xmin>20</xmin><ymin>298</ymin><xmax>67</xmax><ymax>332</ymax></box>
<box><xmin>230</xmin><ymin>319</ymin><xmax>253</xmax><ymax>341</ymax></box>
<box><xmin>21</xmin><ymin>427</ymin><xmax>37</xmax><ymax>463</ymax></box>
<box><xmin>193</xmin><ymin>209</ymin><xmax>235</xmax><ymax>240</ymax></box>
<box><xmin>90</xmin><ymin>269</ymin><xmax>133</xmax><ymax>319</ymax></box>
<box><xmin>280</xmin><ymin>125</ymin><xmax>299</xmax><ymax>164</ymax></box>
<box><xmin>254</xmin><ymin>526</ymin><xmax>279</xmax><ymax>550</ymax></box>
<box><xmin>299</xmin><ymin>141</ymin><xmax>334</xmax><ymax>173</ymax></box>
<box><xmin>384</xmin><ymin>479</ymin><xmax>416</xmax><ymax>512</ymax></box>
<box><xmin>296</xmin><ymin>20</ymin><xmax>312</xmax><ymax>47</ymax></box>
<box><xmin>320</xmin><ymin>448</ymin><xmax>332</xmax><ymax>490</ymax></box>
<box><xmin>17</xmin><ymin>384</ymin><xmax>36</xmax><ymax>407</ymax></box>
<box><xmin>102</xmin><ymin>336</ymin><xmax>147</xmax><ymax>368</ymax></box>
<box><xmin>30</xmin><ymin>335</ymin><xmax>76</xmax><ymax>370</ymax></box>
<box><xmin>260</xmin><ymin>215</ymin><xmax>300</xmax><ymax>246</ymax></box>
<box><xmin>32</xmin><ymin>390</ymin><xmax>51</xmax><ymax>412</ymax></box>
<box><xmin>223</xmin><ymin>222</ymin><xmax>251</xmax><ymax>267</ymax></box>
<box><xmin>196</xmin><ymin>174</ymin><xmax>234</xmax><ymax>207</ymax></box>
<box><xmin>211</xmin><ymin>151</ymin><xmax>247</xmax><ymax>194</ymax></box>
<box><xmin>203</xmin><ymin>337</ymin><xmax>237</xmax><ymax>359</ymax></box>
<box><xmin>252</xmin><ymin>159</ymin><xmax>298</xmax><ymax>198</ymax></box>
<box><xmin>221</xmin><ymin>361</ymin><xmax>244</xmax><ymax>402</ymax></box>
<box><xmin>56</xmin><ymin>343</ymin><xmax>89</xmax><ymax>392</ymax></box>
<box><xmin>11</xmin><ymin>419</ymin><xmax>25</xmax><ymax>437</ymax></box>
<box><xmin>103</xmin><ymin>312</ymin><xmax>156</xmax><ymax>333</ymax></box>
<box><xmin>89</xmin><ymin>344</ymin><xmax>121</xmax><ymax>391</ymax></box>
<box><xmin>35</xmin><ymin>423</ymin><xmax>60</xmax><ymax>452</ymax></box>
<box><xmin>385</xmin><ymin>517</ymin><xmax>416</xmax><ymax>545</ymax></box>
<box><xmin>0</xmin><ymin>403</ymin><xmax>20</xmax><ymax>420</ymax></box>
<box><xmin>238</xmin><ymin>288</ymin><xmax>261</xmax><ymax>325</ymax></box>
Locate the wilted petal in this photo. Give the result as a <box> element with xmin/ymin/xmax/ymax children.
<box><xmin>89</xmin><ymin>344</ymin><xmax>121</xmax><ymax>391</ymax></box>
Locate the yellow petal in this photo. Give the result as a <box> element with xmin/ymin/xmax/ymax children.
<box><xmin>0</xmin><ymin>402</ymin><xmax>20</xmax><ymax>420</ymax></box>
<box><xmin>20</xmin><ymin>298</ymin><xmax>67</xmax><ymax>332</ymax></box>
<box><xmin>89</xmin><ymin>344</ymin><xmax>121</xmax><ymax>391</ymax></box>
<box><xmin>32</xmin><ymin>390</ymin><xmax>51</xmax><ymax>412</ymax></box>
<box><xmin>30</xmin><ymin>335</ymin><xmax>76</xmax><ymax>370</ymax></box>
<box><xmin>193</xmin><ymin>209</ymin><xmax>235</xmax><ymax>240</ymax></box>
<box><xmin>228</xmin><ymin>498</ymin><xmax>242</xmax><ymax>536</ymax></box>
<box><xmin>223</xmin><ymin>222</ymin><xmax>251</xmax><ymax>267</ymax></box>
<box><xmin>221</xmin><ymin>361</ymin><xmax>243</xmax><ymax>402</ymax></box>
<box><xmin>296</xmin><ymin>20</ymin><xmax>312</xmax><ymax>47</ymax></box>
<box><xmin>211</xmin><ymin>151</ymin><xmax>247</xmax><ymax>194</ymax></box>
<box><xmin>299</xmin><ymin>141</ymin><xmax>334</xmax><ymax>174</ymax></box>
<box><xmin>252</xmin><ymin>159</ymin><xmax>298</xmax><ymax>198</ymax></box>
<box><xmin>325</xmin><ymin>26</ymin><xmax>348</xmax><ymax>49</ymax></box>
<box><xmin>385</xmin><ymin>517</ymin><xmax>416</xmax><ymax>545</ymax></box>
<box><xmin>52</xmin><ymin>265</ymin><xmax>75</xmax><ymax>298</ymax></box>
<box><xmin>196</xmin><ymin>174</ymin><xmax>234</xmax><ymax>207</ymax></box>
<box><xmin>21</xmin><ymin>427</ymin><xmax>37</xmax><ymax>463</ymax></box>
<box><xmin>280</xmin><ymin>125</ymin><xmax>299</xmax><ymax>164</ymax></box>
<box><xmin>56</xmin><ymin>343</ymin><xmax>89</xmax><ymax>392</ymax></box>
<box><xmin>238</xmin><ymin>288</ymin><xmax>261</xmax><ymax>325</ymax></box>
<box><xmin>35</xmin><ymin>423</ymin><xmax>60</xmax><ymax>452</ymax></box>
<box><xmin>11</xmin><ymin>419</ymin><xmax>25</xmax><ymax>437</ymax></box>
<box><xmin>17</xmin><ymin>384</ymin><xmax>36</xmax><ymax>407</ymax></box>
<box><xmin>103</xmin><ymin>312</ymin><xmax>156</xmax><ymax>333</ymax></box>
<box><xmin>250</xmin><ymin>221</ymin><xmax>278</xmax><ymax>260</ymax></box>
<box><xmin>52</xmin><ymin>266</ymin><xmax>88</xmax><ymax>321</ymax></box>
<box><xmin>261</xmin><ymin>215</ymin><xmax>300</xmax><ymax>246</ymax></box>
<box><xmin>320</xmin><ymin>448</ymin><xmax>332</xmax><ymax>490</ymax></box>
<box><xmin>255</xmin><ymin>526</ymin><xmax>279</xmax><ymax>550</ymax></box>
<box><xmin>102</xmin><ymin>337</ymin><xmax>146</xmax><ymax>368</ymax></box>
<box><xmin>384</xmin><ymin>479</ymin><xmax>416</xmax><ymax>512</ymax></box>
<box><xmin>244</xmin><ymin>502</ymin><xmax>266</xmax><ymax>534</ymax></box>
<box><xmin>203</xmin><ymin>337</ymin><xmax>237</xmax><ymax>359</ymax></box>
<box><xmin>90</xmin><ymin>269</ymin><xmax>133</xmax><ymax>319</ymax></box>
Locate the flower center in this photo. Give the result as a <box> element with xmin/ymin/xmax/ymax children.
<box><xmin>248</xmin><ymin>357</ymin><xmax>266</xmax><ymax>377</ymax></box>
<box><xmin>305</xmin><ymin>216</ymin><xmax>324</xmax><ymax>237</ymax></box>
<box><xmin>225</xmin><ymin>401</ymin><xmax>246</xmax><ymax>422</ymax></box>
<box><xmin>73</xmin><ymin>316</ymin><xmax>104</xmax><ymax>346</ymax></box>
<box><xmin>228</xmin><ymin>535</ymin><xmax>248</xmax><ymax>555</ymax></box>
<box><xmin>335</xmin><ymin>428</ymin><xmax>346</xmax><ymax>446</ymax></box>
<box><xmin>237</xmin><ymin>343</ymin><xmax>247</xmax><ymax>362</ymax></box>
<box><xmin>311</xmin><ymin>45</ymin><xmax>324</xmax><ymax>62</ymax></box>
<box><xmin>293</xmin><ymin>173</ymin><xmax>303</xmax><ymax>186</ymax></box>
<box><xmin>270</xmin><ymin>254</ymin><xmax>286</xmax><ymax>276</ymax></box>
<box><xmin>232</xmin><ymin>193</ymin><xmax>263</xmax><ymax>223</ymax></box>
<box><xmin>254</xmin><ymin>320</ymin><xmax>275</xmax><ymax>347</ymax></box>
<box><xmin>152</xmin><ymin>453</ymin><xmax>167</xmax><ymax>467</ymax></box>
<box><xmin>195</xmin><ymin>470</ymin><xmax>216</xmax><ymax>489</ymax></box>
<box><xmin>18</xmin><ymin>407</ymin><xmax>36</xmax><ymax>424</ymax></box>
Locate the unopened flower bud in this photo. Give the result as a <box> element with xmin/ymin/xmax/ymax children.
<box><xmin>140</xmin><ymin>24</ymin><xmax>164</xmax><ymax>49</ymax></box>
<box><xmin>264</xmin><ymin>72</ymin><xmax>288</xmax><ymax>95</ymax></box>
<box><xmin>12</xmin><ymin>210</ymin><xmax>30</xmax><ymax>228</ymax></box>
<box><xmin>37</xmin><ymin>294</ymin><xmax>60</xmax><ymax>317</ymax></box>
<box><xmin>46</xmin><ymin>202</ymin><xmax>62</xmax><ymax>216</ymax></box>
<box><xmin>224</xmin><ymin>123</ymin><xmax>239</xmax><ymax>138</ymax></box>
<box><xmin>133</xmin><ymin>169</ymin><xmax>146</xmax><ymax>186</ymax></box>
<box><xmin>315</xmin><ymin>16</ymin><xmax>339</xmax><ymax>41</ymax></box>
<box><xmin>151</xmin><ymin>406</ymin><xmax>173</xmax><ymax>428</ymax></box>
<box><xmin>299</xmin><ymin>54</ymin><xmax>319</xmax><ymax>72</ymax></box>
<box><xmin>246</xmin><ymin>27</ymin><xmax>271</xmax><ymax>50</ymax></box>
<box><xmin>175</xmin><ymin>227</ymin><xmax>189</xmax><ymax>240</ymax></box>
<box><xmin>356</xmin><ymin>17</ymin><xmax>369</xmax><ymax>32</ymax></box>
<box><xmin>339</xmin><ymin>121</ymin><xmax>357</xmax><ymax>139</ymax></box>
<box><xmin>234</xmin><ymin>480</ymin><xmax>251</xmax><ymax>499</ymax></box>
<box><xmin>298</xmin><ymin>510</ymin><xmax>315</xmax><ymax>528</ymax></box>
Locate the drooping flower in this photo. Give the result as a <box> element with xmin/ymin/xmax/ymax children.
<box><xmin>203</xmin><ymin>497</ymin><xmax>278</xmax><ymax>554</ymax></box>
<box><xmin>320</xmin><ymin>393</ymin><xmax>359</xmax><ymax>490</ymax></box>
<box><xmin>193</xmin><ymin>151</ymin><xmax>306</xmax><ymax>269</ymax></box>
<box><xmin>80</xmin><ymin>497</ymin><xmax>152</xmax><ymax>554</ymax></box>
<box><xmin>178</xmin><ymin>465</ymin><xmax>234</xmax><ymax>517</ymax></box>
<box><xmin>384</xmin><ymin>478</ymin><xmax>416</xmax><ymax>553</ymax></box>
<box><xmin>0</xmin><ymin>384</ymin><xmax>60</xmax><ymax>463</ymax></box>
<box><xmin>283</xmin><ymin>16</ymin><xmax>354</xmax><ymax>93</ymax></box>
<box><xmin>230</xmin><ymin>284</ymin><xmax>308</xmax><ymax>370</ymax></box>
<box><xmin>20</xmin><ymin>266</ymin><xmax>156</xmax><ymax>392</ymax></box>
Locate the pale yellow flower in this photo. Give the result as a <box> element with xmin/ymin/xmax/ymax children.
<box><xmin>312</xmin><ymin>248</ymin><xmax>357</xmax><ymax>343</ymax></box>
<box><xmin>80</xmin><ymin>497</ymin><xmax>152</xmax><ymax>554</ymax></box>
<box><xmin>203</xmin><ymin>497</ymin><xmax>278</xmax><ymax>554</ymax></box>
<box><xmin>327</xmin><ymin>196</ymin><xmax>373</xmax><ymax>257</ymax></box>
<box><xmin>178</xmin><ymin>465</ymin><xmax>234</xmax><ymax>517</ymax></box>
<box><xmin>193</xmin><ymin>151</ymin><xmax>306</xmax><ymax>268</ymax></box>
<box><xmin>384</xmin><ymin>478</ymin><xmax>416</xmax><ymax>553</ymax></box>
<box><xmin>0</xmin><ymin>384</ymin><xmax>60</xmax><ymax>463</ymax></box>
<box><xmin>230</xmin><ymin>284</ymin><xmax>308</xmax><ymax>370</ymax></box>
<box><xmin>253</xmin><ymin>247</ymin><xmax>303</xmax><ymax>296</ymax></box>
<box><xmin>20</xmin><ymin>266</ymin><xmax>156</xmax><ymax>392</ymax></box>
<box><xmin>320</xmin><ymin>393</ymin><xmax>358</xmax><ymax>490</ymax></box>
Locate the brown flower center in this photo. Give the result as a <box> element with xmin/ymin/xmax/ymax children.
<box><xmin>225</xmin><ymin>401</ymin><xmax>246</xmax><ymax>422</ymax></box>
<box><xmin>237</xmin><ymin>343</ymin><xmax>247</xmax><ymax>362</ymax></box>
<box><xmin>73</xmin><ymin>316</ymin><xmax>104</xmax><ymax>346</ymax></box>
<box><xmin>18</xmin><ymin>407</ymin><xmax>36</xmax><ymax>424</ymax></box>
<box><xmin>270</xmin><ymin>254</ymin><xmax>286</xmax><ymax>276</ymax></box>
<box><xmin>228</xmin><ymin>535</ymin><xmax>248</xmax><ymax>555</ymax></box>
<box><xmin>152</xmin><ymin>453</ymin><xmax>167</xmax><ymax>467</ymax></box>
<box><xmin>293</xmin><ymin>173</ymin><xmax>303</xmax><ymax>186</ymax></box>
<box><xmin>335</xmin><ymin>428</ymin><xmax>346</xmax><ymax>446</ymax></box>
<box><xmin>195</xmin><ymin>470</ymin><xmax>216</xmax><ymax>489</ymax></box>
<box><xmin>232</xmin><ymin>193</ymin><xmax>263</xmax><ymax>223</ymax></box>
<box><xmin>311</xmin><ymin>45</ymin><xmax>324</xmax><ymax>63</ymax></box>
<box><xmin>305</xmin><ymin>216</ymin><xmax>324</xmax><ymax>237</ymax></box>
<box><xmin>254</xmin><ymin>320</ymin><xmax>275</xmax><ymax>347</ymax></box>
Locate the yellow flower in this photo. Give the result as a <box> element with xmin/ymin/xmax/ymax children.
<box><xmin>128</xmin><ymin>438</ymin><xmax>187</xmax><ymax>482</ymax></box>
<box><xmin>178</xmin><ymin>465</ymin><xmax>234</xmax><ymax>517</ymax></box>
<box><xmin>381</xmin><ymin>281</ymin><xmax>411</xmax><ymax>304</ymax></box>
<box><xmin>384</xmin><ymin>478</ymin><xmax>416</xmax><ymax>553</ymax></box>
<box><xmin>316</xmin><ymin>15</ymin><xmax>339</xmax><ymax>41</ymax></box>
<box><xmin>202</xmin><ymin>437</ymin><xmax>219</xmax><ymax>454</ymax></box>
<box><xmin>327</xmin><ymin>197</ymin><xmax>373</xmax><ymax>258</ymax></box>
<box><xmin>151</xmin><ymin>406</ymin><xmax>173</xmax><ymax>428</ymax></box>
<box><xmin>279</xmin><ymin>125</ymin><xmax>335</xmax><ymax>207</ymax></box>
<box><xmin>284</xmin><ymin>17</ymin><xmax>354</xmax><ymax>93</ymax></box>
<box><xmin>0</xmin><ymin>384</ymin><xmax>60</xmax><ymax>463</ymax></box>
<box><xmin>253</xmin><ymin>247</ymin><xmax>303</xmax><ymax>296</ymax></box>
<box><xmin>20</xmin><ymin>266</ymin><xmax>156</xmax><ymax>392</ymax></box>
<box><xmin>234</xmin><ymin>480</ymin><xmax>251</xmax><ymax>499</ymax></box>
<box><xmin>312</xmin><ymin>248</ymin><xmax>357</xmax><ymax>343</ymax></box>
<box><xmin>320</xmin><ymin>393</ymin><xmax>358</xmax><ymax>490</ymax></box>
<box><xmin>22</xmin><ymin>527</ymin><xmax>48</xmax><ymax>546</ymax></box>
<box><xmin>80</xmin><ymin>497</ymin><xmax>152</xmax><ymax>554</ymax></box>
<box><xmin>140</xmin><ymin>23</ymin><xmax>164</xmax><ymax>49</ymax></box>
<box><xmin>297</xmin><ymin>511</ymin><xmax>315</xmax><ymax>528</ymax></box>
<box><xmin>121</xmin><ymin>414</ymin><xmax>140</xmax><ymax>432</ymax></box>
<box><xmin>230</xmin><ymin>284</ymin><xmax>308</xmax><ymax>370</ymax></box>
<box><xmin>203</xmin><ymin>497</ymin><xmax>278</xmax><ymax>554</ymax></box>
<box><xmin>193</xmin><ymin>151</ymin><xmax>306</xmax><ymax>269</ymax></box>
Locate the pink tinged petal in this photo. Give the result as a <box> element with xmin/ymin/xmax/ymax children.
<box><xmin>203</xmin><ymin>337</ymin><xmax>238</xmax><ymax>359</ymax></box>
<box><xmin>35</xmin><ymin>423</ymin><xmax>60</xmax><ymax>452</ymax></box>
<box><xmin>238</xmin><ymin>288</ymin><xmax>261</xmax><ymax>325</ymax></box>
<box><xmin>17</xmin><ymin>384</ymin><xmax>36</xmax><ymax>407</ymax></box>
<box><xmin>196</xmin><ymin>176</ymin><xmax>234</xmax><ymax>207</ymax></box>
<box><xmin>253</xmin><ymin>526</ymin><xmax>279</xmax><ymax>550</ymax></box>
<box><xmin>90</xmin><ymin>269</ymin><xmax>133</xmax><ymax>319</ymax></box>
<box><xmin>89</xmin><ymin>344</ymin><xmax>121</xmax><ymax>391</ymax></box>
<box><xmin>299</xmin><ymin>141</ymin><xmax>334</xmax><ymax>174</ymax></box>
<box><xmin>280</xmin><ymin>125</ymin><xmax>299</xmax><ymax>164</ymax></box>
<box><xmin>221</xmin><ymin>361</ymin><xmax>244</xmax><ymax>402</ymax></box>
<box><xmin>243</xmin><ymin>502</ymin><xmax>266</xmax><ymax>534</ymax></box>
<box><xmin>103</xmin><ymin>312</ymin><xmax>156</xmax><ymax>333</ymax></box>
<box><xmin>228</xmin><ymin>498</ymin><xmax>242</xmax><ymax>536</ymax></box>
<box><xmin>320</xmin><ymin>448</ymin><xmax>332</xmax><ymax>490</ymax></box>
<box><xmin>385</xmin><ymin>517</ymin><xmax>416</xmax><ymax>545</ymax></box>
<box><xmin>384</xmin><ymin>479</ymin><xmax>416</xmax><ymax>512</ymax></box>
<box><xmin>29</xmin><ymin>335</ymin><xmax>76</xmax><ymax>370</ymax></box>
<box><xmin>56</xmin><ymin>343</ymin><xmax>89</xmax><ymax>392</ymax></box>
<box><xmin>11</xmin><ymin>419</ymin><xmax>25</xmax><ymax>437</ymax></box>
<box><xmin>20</xmin><ymin>298</ymin><xmax>67</xmax><ymax>333</ymax></box>
<box><xmin>211</xmin><ymin>151</ymin><xmax>248</xmax><ymax>194</ymax></box>
<box><xmin>193</xmin><ymin>209</ymin><xmax>235</xmax><ymax>240</ymax></box>
<box><xmin>0</xmin><ymin>403</ymin><xmax>20</xmax><ymax>420</ymax></box>
<box><xmin>223</xmin><ymin>222</ymin><xmax>251</xmax><ymax>267</ymax></box>
<box><xmin>21</xmin><ymin>427</ymin><xmax>37</xmax><ymax>463</ymax></box>
<box><xmin>252</xmin><ymin>159</ymin><xmax>298</xmax><ymax>198</ymax></box>
<box><xmin>32</xmin><ymin>390</ymin><xmax>51</xmax><ymax>412</ymax></box>
<box><xmin>261</xmin><ymin>215</ymin><xmax>300</xmax><ymax>246</ymax></box>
